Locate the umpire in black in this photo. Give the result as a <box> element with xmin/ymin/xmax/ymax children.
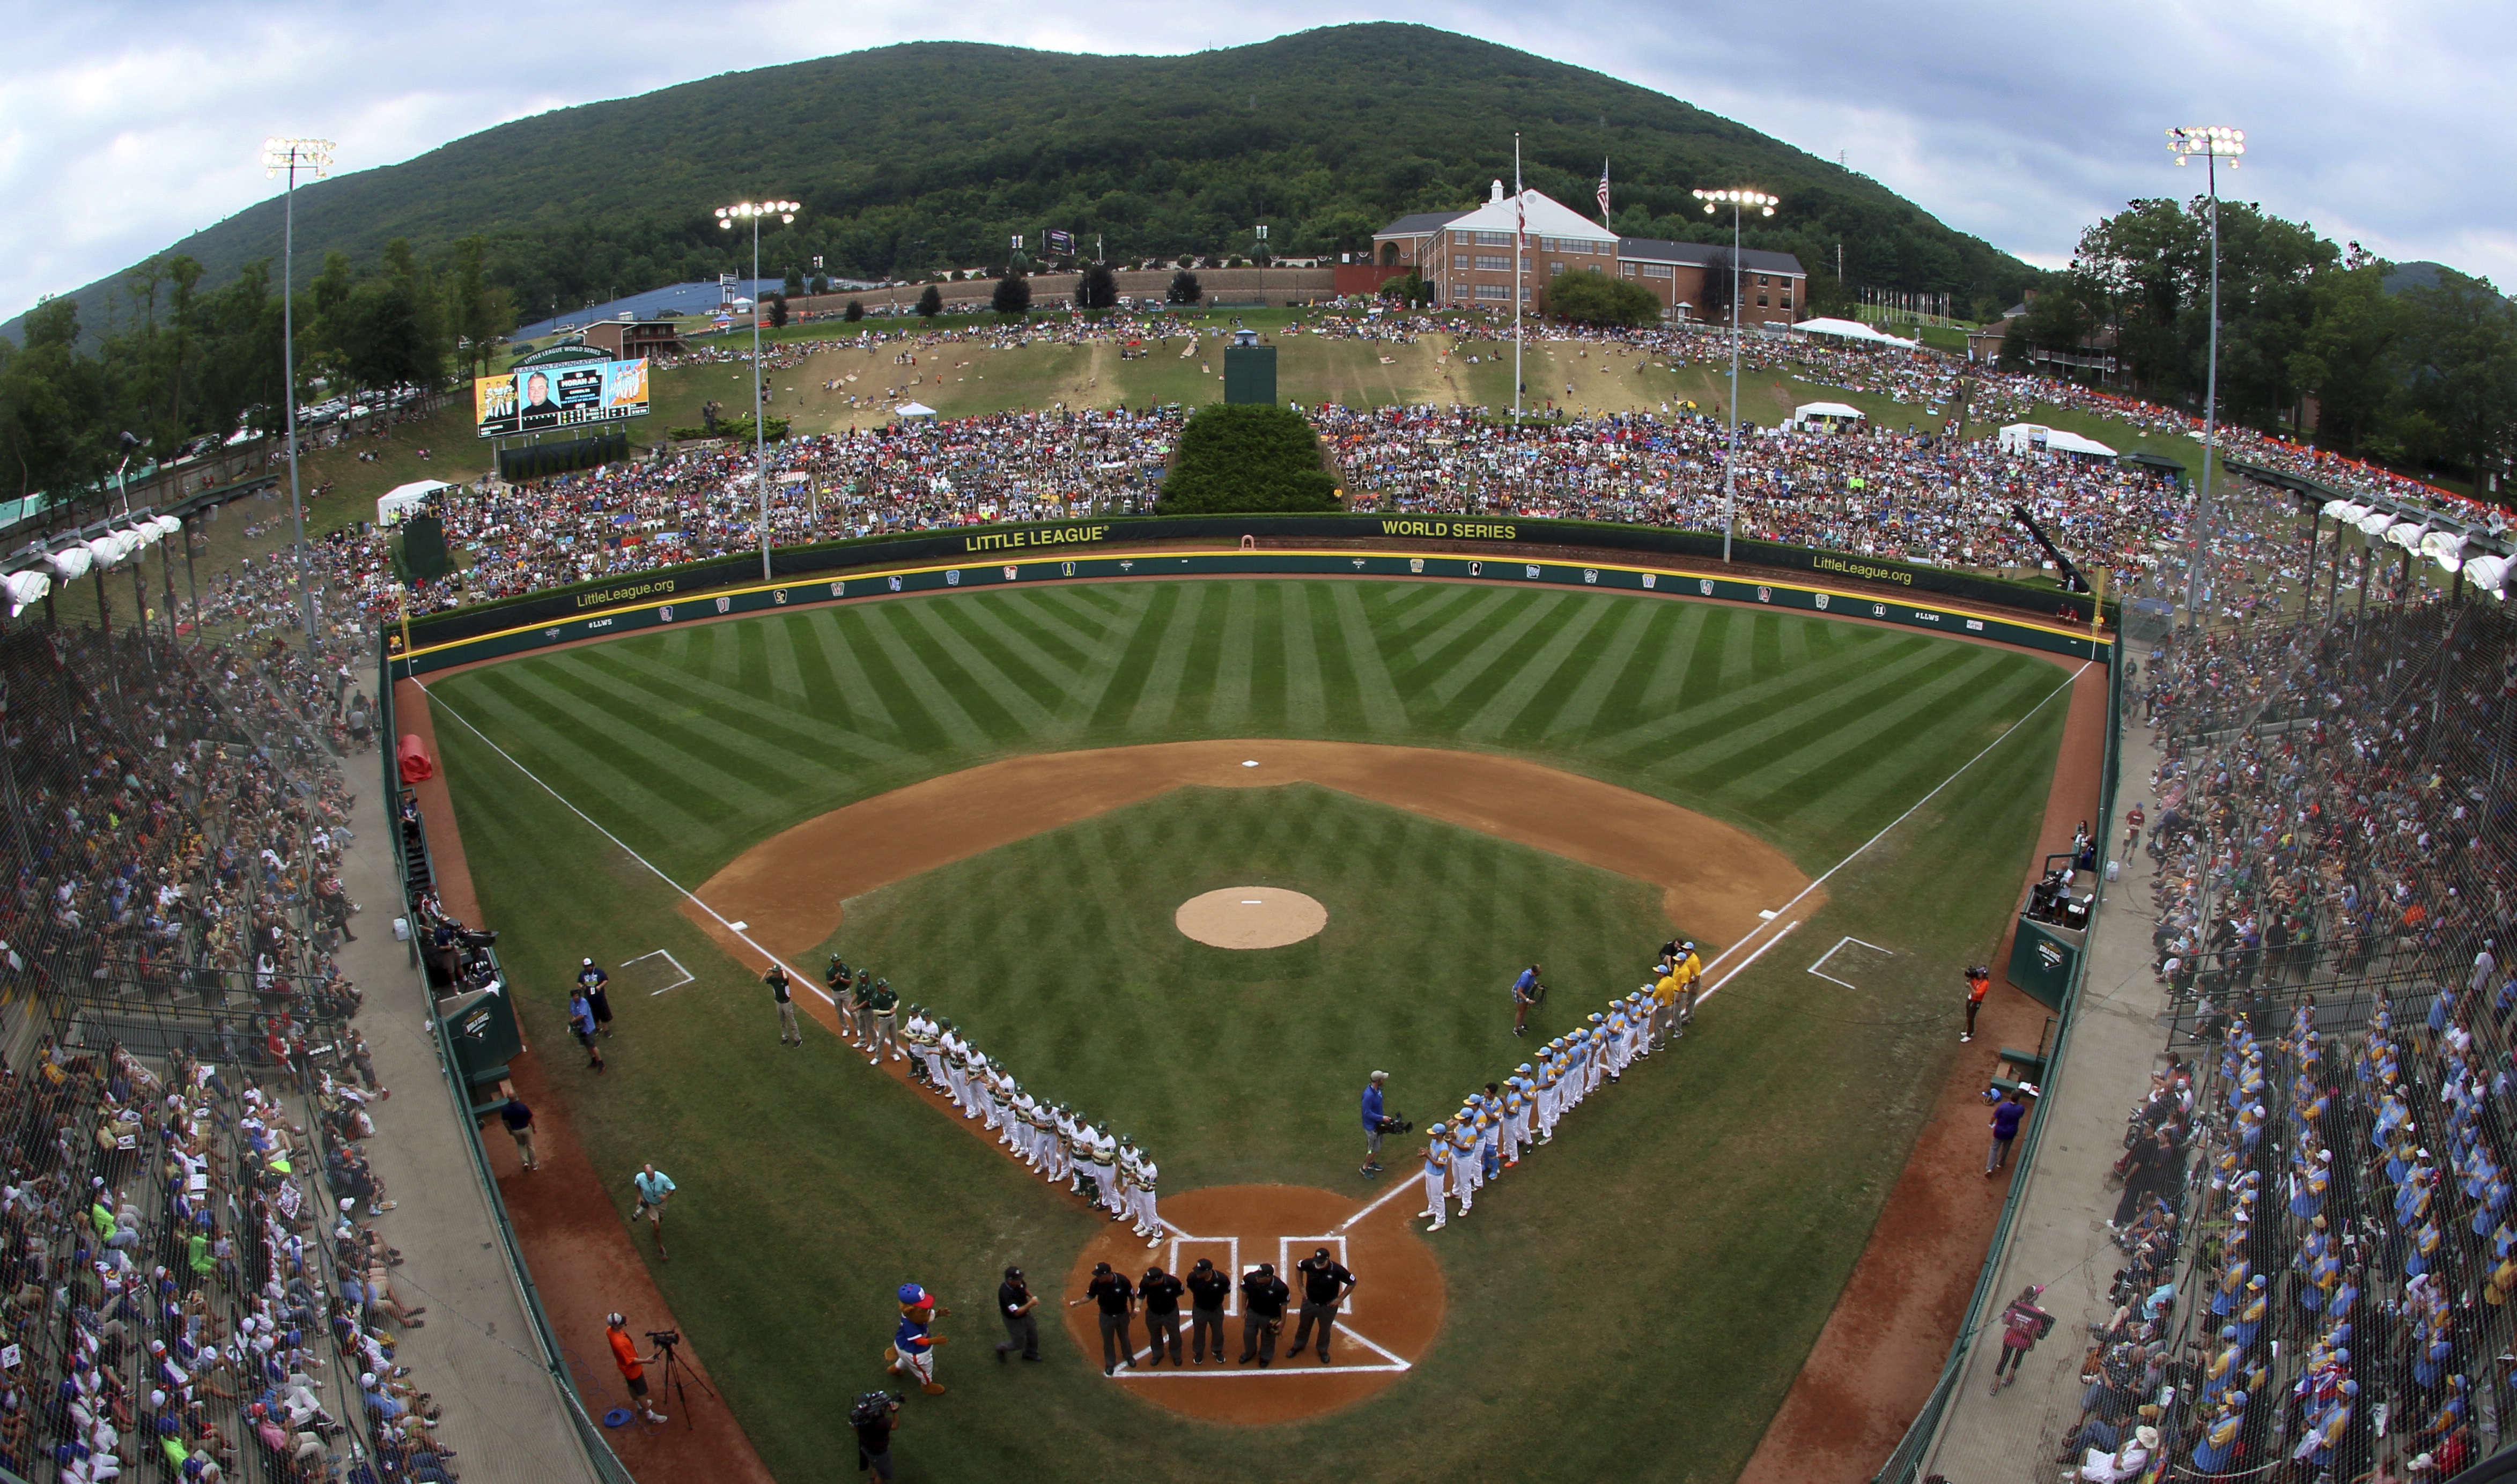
<box><xmin>994</xmin><ymin>1266</ymin><xmax>1040</xmax><ymax>1362</ymax></box>
<box><xmin>1287</xmin><ymin>1246</ymin><xmax>1356</xmax><ymax>1362</ymax></box>
<box><xmin>1139</xmin><ymin>1264</ymin><xmax>1185</xmax><ymax>1367</ymax></box>
<box><xmin>1185</xmin><ymin>1258</ymin><xmax>1231</xmax><ymax>1364</ymax></box>
<box><xmin>1068</xmin><ymin>1261</ymin><xmax>1136</xmax><ymax>1375</ymax></box>
<box><xmin>1236</xmin><ymin>1262</ymin><xmax>1291</xmax><ymax>1367</ymax></box>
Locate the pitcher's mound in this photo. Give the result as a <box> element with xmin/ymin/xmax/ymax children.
<box><xmin>1061</xmin><ymin>1184</ymin><xmax>1443</xmax><ymax>1424</ymax></box>
<box><xmin>1175</xmin><ymin>888</ymin><xmax>1326</xmax><ymax>949</ymax></box>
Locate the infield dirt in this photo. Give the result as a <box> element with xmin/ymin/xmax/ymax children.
<box><xmin>1059</xmin><ymin>1184</ymin><xmax>1445</xmax><ymax>1425</ymax></box>
<box><xmin>685</xmin><ymin>739</ymin><xmax>1812</xmax><ymax>970</ymax></box>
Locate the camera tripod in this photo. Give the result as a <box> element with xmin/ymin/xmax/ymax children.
<box><xmin>649</xmin><ymin>1331</ymin><xmax>717</xmax><ymax>1429</ymax></box>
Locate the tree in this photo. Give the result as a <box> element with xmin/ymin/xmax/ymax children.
<box><xmin>2288</xmin><ymin>250</ymin><xmax>2403</xmax><ymax>455</ymax></box>
<box><xmin>1075</xmin><ymin>263</ymin><xmax>1119</xmax><ymax>310</ymax></box>
<box><xmin>1546</xmin><ymin>269</ymin><xmax>1662</xmax><ymax>328</ymax></box>
<box><xmin>844</xmin><ymin>299</ymin><xmax>865</xmax><ymax>322</ymax></box>
<box><xmin>1379</xmin><ymin>271</ymin><xmax>1431</xmax><ymax>309</ymax></box>
<box><xmin>810</xmin><ymin>274</ymin><xmax>830</xmax><ymax>296</ymax></box>
<box><xmin>769</xmin><ymin>293</ymin><xmax>789</xmax><ymax>328</ymax></box>
<box><xmin>1156</xmin><ymin>404</ymin><xmax>1341</xmax><ymax>514</ymax></box>
<box><xmin>2392</xmin><ymin>268</ymin><xmax>2517</xmax><ymax>480</ymax></box>
<box><xmin>914</xmin><ymin>284</ymin><xmax>943</xmax><ymax>318</ymax></box>
<box><xmin>992</xmin><ymin>273</ymin><xmax>1032</xmax><ymax>316</ymax></box>
<box><xmin>1167</xmin><ymin>270</ymin><xmax>1202</xmax><ymax>305</ymax></box>
<box><xmin>783</xmin><ymin>265</ymin><xmax>805</xmax><ymax>297</ymax></box>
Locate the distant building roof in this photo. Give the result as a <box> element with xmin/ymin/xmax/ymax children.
<box><xmin>1377</xmin><ymin>211</ymin><xmax>1468</xmax><ymax>238</ymax></box>
<box><xmin>1619</xmin><ymin>238</ymin><xmax>1806</xmax><ymax>276</ymax></box>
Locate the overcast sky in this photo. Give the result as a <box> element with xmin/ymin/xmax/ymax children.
<box><xmin>6</xmin><ymin>1</ymin><xmax>2511</xmax><ymax>321</ymax></box>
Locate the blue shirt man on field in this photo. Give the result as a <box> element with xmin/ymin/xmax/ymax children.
<box><xmin>1359</xmin><ymin>1072</ymin><xmax>1390</xmax><ymax>1178</ymax></box>
<box><xmin>1512</xmin><ymin>964</ymin><xmax>1542</xmax><ymax>1038</ymax></box>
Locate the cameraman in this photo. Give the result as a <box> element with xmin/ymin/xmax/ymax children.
<box><xmin>1360</xmin><ymin>1071</ymin><xmax>1391</xmax><ymax>1177</ymax></box>
<box><xmin>604</xmin><ymin>1313</ymin><xmax>668</xmax><ymax>1424</ymax></box>
<box><xmin>851</xmin><ymin>1391</ymin><xmax>902</xmax><ymax>1480</ymax></box>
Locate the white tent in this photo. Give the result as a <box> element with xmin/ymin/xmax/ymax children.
<box><xmin>1791</xmin><ymin>402</ymin><xmax>1868</xmax><ymax>427</ymax></box>
<box><xmin>1790</xmin><ymin>317</ymin><xmax>1920</xmax><ymax>350</ymax></box>
<box><xmin>1997</xmin><ymin>423</ymin><xmax>2116</xmax><ymax>459</ymax></box>
<box><xmin>894</xmin><ymin>402</ymin><xmax>939</xmax><ymax>417</ymax></box>
<box><xmin>377</xmin><ymin>479</ymin><xmax>452</xmax><ymax>527</ymax></box>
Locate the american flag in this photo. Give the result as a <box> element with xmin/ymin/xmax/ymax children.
<box><xmin>1597</xmin><ymin>160</ymin><xmax>1612</xmax><ymax>220</ymax></box>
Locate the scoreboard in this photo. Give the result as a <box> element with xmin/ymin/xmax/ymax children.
<box><xmin>475</xmin><ymin>358</ymin><xmax>651</xmax><ymax>439</ymax></box>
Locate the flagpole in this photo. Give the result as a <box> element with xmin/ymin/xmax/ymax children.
<box><xmin>1512</xmin><ymin>132</ymin><xmax>1523</xmax><ymax>428</ymax></box>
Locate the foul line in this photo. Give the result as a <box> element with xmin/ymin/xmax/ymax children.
<box><xmin>1335</xmin><ymin>1170</ymin><xmax>1427</xmax><ymax>1233</ymax></box>
<box><xmin>1695</xmin><ymin>660</ymin><xmax>2089</xmax><ymax>1007</ymax></box>
<box><xmin>418</xmin><ymin>684</ymin><xmax>837</xmax><ymax>1005</ymax></box>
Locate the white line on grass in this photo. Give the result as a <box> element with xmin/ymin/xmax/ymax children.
<box><xmin>621</xmin><ymin>949</ymin><xmax>696</xmax><ymax>996</ymax></box>
<box><xmin>419</xmin><ymin>685</ymin><xmax>838</xmax><ymax>1005</ymax></box>
<box><xmin>1334</xmin><ymin>1170</ymin><xmax>1426</xmax><ymax>1233</ymax></box>
<box><xmin>1694</xmin><ymin>660</ymin><xmax>2089</xmax><ymax>1008</ymax></box>
<box><xmin>1806</xmin><ymin>936</ymin><xmax>1894</xmax><ymax>991</ymax></box>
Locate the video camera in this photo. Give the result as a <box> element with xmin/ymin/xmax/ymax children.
<box><xmin>647</xmin><ymin>1328</ymin><xmax>681</xmax><ymax>1347</ymax></box>
<box><xmin>1375</xmin><ymin>1112</ymin><xmax>1414</xmax><ymax>1136</ymax></box>
<box><xmin>848</xmin><ymin>1391</ymin><xmax>903</xmax><ymax>1427</ymax></box>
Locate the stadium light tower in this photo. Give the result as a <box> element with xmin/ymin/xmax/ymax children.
<box><xmin>1694</xmin><ymin>188</ymin><xmax>1778</xmax><ymax>563</ymax></box>
<box><xmin>2167</xmin><ymin>125</ymin><xmax>2243</xmax><ymax>632</ymax></box>
<box><xmin>261</xmin><ymin>137</ymin><xmax>334</xmax><ymax>653</ymax></box>
<box><xmin>719</xmin><ymin>199</ymin><xmax>800</xmax><ymax>581</ymax></box>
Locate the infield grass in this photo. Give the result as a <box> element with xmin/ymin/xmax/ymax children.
<box><xmin>426</xmin><ymin>579</ymin><xmax>2073</xmax><ymax>1483</ymax></box>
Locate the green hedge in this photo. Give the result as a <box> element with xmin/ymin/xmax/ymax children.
<box><xmin>1155</xmin><ymin>404</ymin><xmax>1340</xmax><ymax>513</ymax></box>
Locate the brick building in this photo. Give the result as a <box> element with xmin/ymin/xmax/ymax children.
<box><xmin>1371</xmin><ymin>183</ymin><xmax>1805</xmax><ymax>326</ymax></box>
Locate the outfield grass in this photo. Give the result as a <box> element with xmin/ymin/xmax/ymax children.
<box><xmin>426</xmin><ymin>578</ymin><xmax>2071</xmax><ymax>1482</ymax></box>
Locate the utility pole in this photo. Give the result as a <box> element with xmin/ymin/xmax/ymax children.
<box><xmin>260</xmin><ymin>137</ymin><xmax>334</xmax><ymax>657</ymax></box>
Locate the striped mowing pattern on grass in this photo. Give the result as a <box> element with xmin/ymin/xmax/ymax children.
<box><xmin>430</xmin><ymin>579</ymin><xmax>2063</xmax><ymax>886</ymax></box>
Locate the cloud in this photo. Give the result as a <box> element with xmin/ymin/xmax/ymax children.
<box><xmin>5</xmin><ymin>0</ymin><xmax>2508</xmax><ymax>322</ymax></box>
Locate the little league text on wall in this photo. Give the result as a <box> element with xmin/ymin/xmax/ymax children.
<box><xmin>961</xmin><ymin>525</ymin><xmax>1112</xmax><ymax>553</ymax></box>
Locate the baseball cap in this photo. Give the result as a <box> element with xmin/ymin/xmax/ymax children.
<box><xmin>582</xmin><ymin>958</ymin><xmax>593</xmax><ymax>967</ymax></box>
<box><xmin>607</xmin><ymin>1312</ymin><xmax>625</xmax><ymax>1327</ymax></box>
<box><xmin>897</xmin><ymin>1283</ymin><xmax>927</xmax><ymax>1305</ymax></box>
<box><xmin>1314</xmin><ymin>1246</ymin><xmax>1331</xmax><ymax>1259</ymax></box>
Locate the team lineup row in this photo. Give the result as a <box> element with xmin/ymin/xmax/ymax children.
<box><xmin>788</xmin><ymin>956</ymin><xmax>1169</xmax><ymax>1245</ymax></box>
<box><xmin>1415</xmin><ymin>946</ymin><xmax>1705</xmax><ymax>1229</ymax></box>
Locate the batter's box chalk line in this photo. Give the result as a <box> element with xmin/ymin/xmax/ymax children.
<box><xmin>1806</xmin><ymin>936</ymin><xmax>1896</xmax><ymax>991</ymax></box>
<box><xmin>1111</xmin><ymin>1227</ymin><xmax>1411</xmax><ymax>1374</ymax></box>
<box><xmin>619</xmin><ymin>949</ymin><xmax>696</xmax><ymax>996</ymax></box>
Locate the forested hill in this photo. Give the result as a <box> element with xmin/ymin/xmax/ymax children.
<box><xmin>25</xmin><ymin>24</ymin><xmax>2034</xmax><ymax>338</ymax></box>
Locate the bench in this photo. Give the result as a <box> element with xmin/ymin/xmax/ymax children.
<box><xmin>1997</xmin><ymin>1046</ymin><xmax>2049</xmax><ymax>1081</ymax></box>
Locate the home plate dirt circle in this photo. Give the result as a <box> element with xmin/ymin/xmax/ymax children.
<box><xmin>1174</xmin><ymin>888</ymin><xmax>1327</xmax><ymax>949</ymax></box>
<box><xmin>1060</xmin><ymin>1184</ymin><xmax>1444</xmax><ymax>1424</ymax></box>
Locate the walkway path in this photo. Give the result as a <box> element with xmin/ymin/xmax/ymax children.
<box><xmin>331</xmin><ymin>754</ymin><xmax>604</xmax><ymax>1484</ymax></box>
<box><xmin>1922</xmin><ymin>649</ymin><xmax>2166</xmax><ymax>1480</ymax></box>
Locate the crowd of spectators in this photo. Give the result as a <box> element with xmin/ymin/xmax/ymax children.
<box><xmin>2039</xmin><ymin>462</ymin><xmax>2517</xmax><ymax>1480</ymax></box>
<box><xmin>0</xmin><ymin>619</ymin><xmax>466</xmax><ymax>1481</ymax></box>
<box><xmin>154</xmin><ymin>314</ymin><xmax>2493</xmax><ymax>645</ymax></box>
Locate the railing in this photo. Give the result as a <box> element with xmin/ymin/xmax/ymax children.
<box><xmin>378</xmin><ymin>638</ymin><xmax>639</xmax><ymax>1484</ymax></box>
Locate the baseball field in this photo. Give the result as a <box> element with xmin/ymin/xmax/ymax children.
<box><xmin>420</xmin><ymin>577</ymin><xmax>2078</xmax><ymax>1481</ymax></box>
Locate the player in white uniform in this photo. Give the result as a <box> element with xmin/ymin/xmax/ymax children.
<box><xmin>963</xmin><ymin>1050</ymin><xmax>992</xmax><ymax>1121</ymax></box>
<box><xmin>1605</xmin><ymin>1004</ymin><xmax>1633</xmax><ymax>1081</ymax></box>
<box><xmin>986</xmin><ymin>1067</ymin><xmax>1013</xmax><ymax>1138</ymax></box>
<box><xmin>916</xmin><ymin>1015</ymin><xmax>948</xmax><ymax>1089</ymax></box>
<box><xmin>1450</xmin><ymin>1112</ymin><xmax>1481</xmax><ymax>1211</ymax></box>
<box><xmin>1051</xmin><ymin>1107</ymin><xmax>1079</xmax><ymax>1187</ymax></box>
<box><xmin>1073</xmin><ymin>1119</ymin><xmax>1101</xmax><ymax>1197</ymax></box>
<box><xmin>1536</xmin><ymin>1052</ymin><xmax>1563</xmax><ymax>1142</ymax></box>
<box><xmin>1132</xmin><ymin>1151</ymin><xmax>1162</xmax><ymax>1243</ymax></box>
<box><xmin>1093</xmin><ymin>1132</ymin><xmax>1121</xmax><ymax>1217</ymax></box>
<box><xmin>1421</xmin><ymin>1122</ymin><xmax>1454</xmax><ymax>1229</ymax></box>
<box><xmin>1501</xmin><ymin>1071</ymin><xmax>1530</xmax><ymax>1166</ymax></box>
<box><xmin>939</xmin><ymin>1029</ymin><xmax>970</xmax><ymax>1110</ymax></box>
